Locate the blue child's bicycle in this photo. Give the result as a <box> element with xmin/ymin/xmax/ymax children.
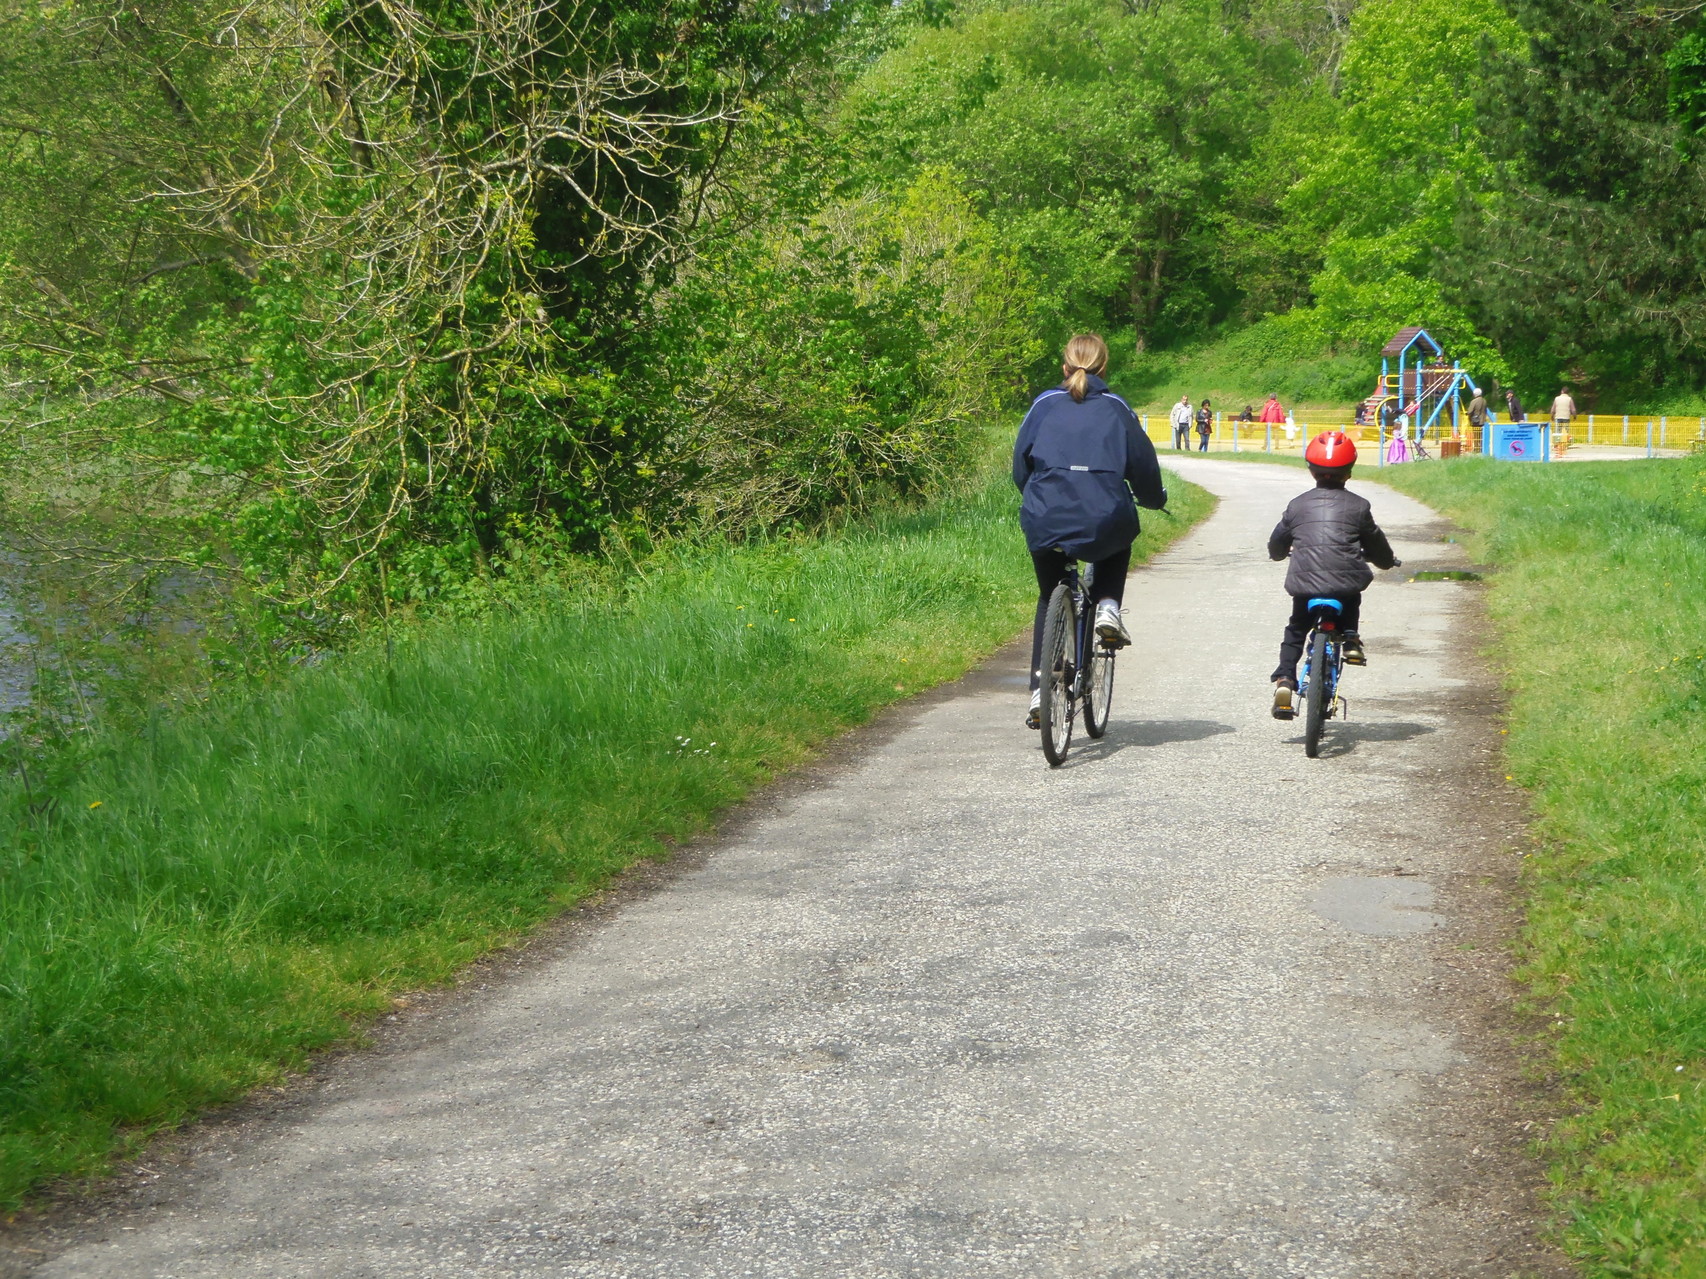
<box><xmin>1297</xmin><ymin>598</ymin><xmax>1347</xmax><ymax>758</ymax></box>
<box><xmin>1037</xmin><ymin>563</ymin><xmax>1117</xmax><ymax>767</ymax></box>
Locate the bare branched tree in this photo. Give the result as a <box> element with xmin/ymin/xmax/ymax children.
<box><xmin>0</xmin><ymin>0</ymin><xmax>813</xmax><ymax>609</ymax></box>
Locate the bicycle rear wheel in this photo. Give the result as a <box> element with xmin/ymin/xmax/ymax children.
<box><xmin>1084</xmin><ymin>641</ymin><xmax>1115</xmax><ymax>738</ymax></box>
<box><xmin>1038</xmin><ymin>584</ymin><xmax>1076</xmax><ymax>766</ymax></box>
<box><xmin>1304</xmin><ymin>629</ymin><xmax>1330</xmax><ymax>758</ymax></box>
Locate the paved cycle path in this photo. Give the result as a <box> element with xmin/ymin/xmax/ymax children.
<box><xmin>31</xmin><ymin>460</ymin><xmax>1568</xmax><ymax>1278</ymax></box>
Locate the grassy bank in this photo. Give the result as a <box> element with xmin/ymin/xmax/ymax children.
<box><xmin>1380</xmin><ymin>456</ymin><xmax>1706</xmax><ymax>1276</ymax></box>
<box><xmin>0</xmin><ymin>466</ymin><xmax>1213</xmax><ymax>1207</ymax></box>
<box><xmin>1116</xmin><ymin>341</ymin><xmax>1370</xmax><ymax>414</ymax></box>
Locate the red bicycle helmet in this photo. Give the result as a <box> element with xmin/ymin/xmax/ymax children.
<box><xmin>1305</xmin><ymin>430</ymin><xmax>1358</xmax><ymax>467</ymax></box>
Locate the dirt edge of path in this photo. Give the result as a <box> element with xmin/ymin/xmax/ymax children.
<box><xmin>1381</xmin><ymin>534</ymin><xmax>1577</xmax><ymax>1278</ymax></box>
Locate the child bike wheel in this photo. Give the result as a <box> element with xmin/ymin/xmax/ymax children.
<box><xmin>1084</xmin><ymin>643</ymin><xmax>1114</xmax><ymax>738</ymax></box>
<box><xmin>1304</xmin><ymin>630</ymin><xmax>1330</xmax><ymax>758</ymax></box>
<box><xmin>1038</xmin><ymin>585</ymin><xmax>1076</xmax><ymax>767</ymax></box>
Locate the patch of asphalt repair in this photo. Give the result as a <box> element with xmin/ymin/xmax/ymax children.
<box><xmin>8</xmin><ymin>458</ymin><xmax>1575</xmax><ymax>1278</ymax></box>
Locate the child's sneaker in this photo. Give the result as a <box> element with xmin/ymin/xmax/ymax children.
<box><xmin>1026</xmin><ymin>687</ymin><xmax>1042</xmax><ymax>729</ymax></box>
<box><xmin>1342</xmin><ymin>633</ymin><xmax>1367</xmax><ymax>666</ymax></box>
<box><xmin>1094</xmin><ymin>600</ymin><xmax>1130</xmax><ymax>647</ymax></box>
<box><xmin>1272</xmin><ymin>680</ymin><xmax>1296</xmax><ymax>720</ymax></box>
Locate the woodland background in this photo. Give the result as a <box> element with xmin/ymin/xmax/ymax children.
<box><xmin>0</xmin><ymin>0</ymin><xmax>1697</xmax><ymax>683</ymax></box>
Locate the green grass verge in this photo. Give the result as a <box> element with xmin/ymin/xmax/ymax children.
<box><xmin>1379</xmin><ymin>456</ymin><xmax>1706</xmax><ymax>1276</ymax></box>
<box><xmin>0</xmin><ymin>466</ymin><xmax>1214</xmax><ymax>1207</ymax></box>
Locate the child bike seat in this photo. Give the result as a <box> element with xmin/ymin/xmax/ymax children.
<box><xmin>1306</xmin><ymin>597</ymin><xmax>1344</xmax><ymax>613</ymax></box>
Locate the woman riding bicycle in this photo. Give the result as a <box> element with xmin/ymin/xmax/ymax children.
<box><xmin>1013</xmin><ymin>334</ymin><xmax>1167</xmax><ymax>728</ymax></box>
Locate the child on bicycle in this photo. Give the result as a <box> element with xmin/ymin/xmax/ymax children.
<box><xmin>1013</xmin><ymin>333</ymin><xmax>1167</xmax><ymax>728</ymax></box>
<box><xmin>1268</xmin><ymin>430</ymin><xmax>1399</xmax><ymax>720</ymax></box>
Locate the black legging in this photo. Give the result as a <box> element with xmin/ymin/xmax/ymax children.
<box><xmin>1028</xmin><ymin>546</ymin><xmax>1130</xmax><ymax>691</ymax></box>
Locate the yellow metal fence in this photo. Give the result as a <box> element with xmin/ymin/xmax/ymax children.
<box><xmin>1136</xmin><ymin>410</ymin><xmax>1706</xmax><ymax>455</ymax></box>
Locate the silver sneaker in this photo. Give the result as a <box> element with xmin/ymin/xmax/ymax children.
<box><xmin>1094</xmin><ymin>602</ymin><xmax>1130</xmax><ymax>648</ymax></box>
<box><xmin>1026</xmin><ymin>687</ymin><xmax>1042</xmax><ymax>729</ymax></box>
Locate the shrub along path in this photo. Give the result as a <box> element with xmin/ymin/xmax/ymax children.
<box><xmin>20</xmin><ymin>462</ymin><xmax>1572</xmax><ymax>1277</ymax></box>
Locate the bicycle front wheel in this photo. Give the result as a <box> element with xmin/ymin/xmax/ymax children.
<box><xmin>1038</xmin><ymin>584</ymin><xmax>1076</xmax><ymax>767</ymax></box>
<box><xmin>1084</xmin><ymin>641</ymin><xmax>1115</xmax><ymax>738</ymax></box>
<box><xmin>1304</xmin><ymin>629</ymin><xmax>1330</xmax><ymax>758</ymax></box>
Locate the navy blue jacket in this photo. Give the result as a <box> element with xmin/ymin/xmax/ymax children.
<box><xmin>1012</xmin><ymin>375</ymin><xmax>1166</xmax><ymax>561</ymax></box>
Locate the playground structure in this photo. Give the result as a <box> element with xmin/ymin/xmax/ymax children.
<box><xmin>1358</xmin><ymin>326</ymin><xmax>1479</xmax><ymax>463</ymax></box>
<box><xmin>1135</xmin><ymin>406</ymin><xmax>1693</xmax><ymax>458</ymax></box>
<box><xmin>1134</xmin><ymin>321</ymin><xmax>1706</xmax><ymax>456</ymax></box>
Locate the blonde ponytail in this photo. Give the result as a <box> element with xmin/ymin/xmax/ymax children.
<box><xmin>1061</xmin><ymin>333</ymin><xmax>1110</xmax><ymax>403</ymax></box>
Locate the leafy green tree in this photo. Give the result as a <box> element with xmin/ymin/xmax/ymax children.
<box><xmin>654</xmin><ymin>165</ymin><xmax>1042</xmax><ymax>531</ymax></box>
<box><xmin>842</xmin><ymin>0</ymin><xmax>1287</xmax><ymax>351</ymax></box>
<box><xmin>1289</xmin><ymin>0</ymin><xmax>1518</xmax><ymax>273</ymax></box>
<box><xmin>0</xmin><ymin>0</ymin><xmax>844</xmax><ymax>621</ymax></box>
<box><xmin>1459</xmin><ymin>0</ymin><xmax>1706</xmax><ymax>401</ymax></box>
<box><xmin>1262</xmin><ymin>0</ymin><xmax>1518</xmax><ymax>379</ymax></box>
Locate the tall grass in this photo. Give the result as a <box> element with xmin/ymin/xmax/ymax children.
<box><xmin>1381</xmin><ymin>456</ymin><xmax>1706</xmax><ymax>1276</ymax></box>
<box><xmin>0</xmin><ymin>467</ymin><xmax>1213</xmax><ymax>1206</ymax></box>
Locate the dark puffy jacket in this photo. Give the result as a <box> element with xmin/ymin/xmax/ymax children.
<box><xmin>1013</xmin><ymin>375</ymin><xmax>1166</xmax><ymax>560</ymax></box>
<box><xmin>1268</xmin><ymin>485</ymin><xmax>1397</xmax><ymax>597</ymax></box>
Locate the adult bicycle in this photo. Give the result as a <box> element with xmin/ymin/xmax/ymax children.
<box><xmin>1036</xmin><ymin>562</ymin><xmax>1120</xmax><ymax>767</ymax></box>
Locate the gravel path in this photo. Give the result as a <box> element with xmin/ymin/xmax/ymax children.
<box><xmin>30</xmin><ymin>460</ymin><xmax>1570</xmax><ymax>1279</ymax></box>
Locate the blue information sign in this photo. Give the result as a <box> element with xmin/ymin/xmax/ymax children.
<box><xmin>1491</xmin><ymin>422</ymin><xmax>1549</xmax><ymax>461</ymax></box>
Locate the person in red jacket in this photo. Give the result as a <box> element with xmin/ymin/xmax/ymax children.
<box><xmin>1259</xmin><ymin>393</ymin><xmax>1286</xmax><ymax>428</ymax></box>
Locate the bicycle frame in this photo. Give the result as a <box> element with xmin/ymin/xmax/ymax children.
<box><xmin>1060</xmin><ymin>564</ymin><xmax>1096</xmax><ymax>703</ymax></box>
<box><xmin>1299</xmin><ymin>605</ymin><xmax>1345</xmax><ymax>714</ymax></box>
<box><xmin>1037</xmin><ymin>559</ymin><xmax>1119</xmax><ymax>765</ymax></box>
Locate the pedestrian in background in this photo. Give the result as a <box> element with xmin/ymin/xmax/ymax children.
<box><xmin>1169</xmin><ymin>395</ymin><xmax>1192</xmax><ymax>450</ymax></box>
<box><xmin>1505</xmin><ymin>388</ymin><xmax>1526</xmax><ymax>422</ymax></box>
<box><xmin>1551</xmin><ymin>386</ymin><xmax>1576</xmax><ymax>435</ymax></box>
<box><xmin>1260</xmin><ymin>393</ymin><xmax>1286</xmax><ymax>433</ymax></box>
<box><xmin>1466</xmin><ymin>386</ymin><xmax>1488</xmax><ymax>447</ymax></box>
<box><xmin>1196</xmin><ymin>399</ymin><xmax>1213</xmax><ymax>452</ymax></box>
<box><xmin>1466</xmin><ymin>386</ymin><xmax>1488</xmax><ymax>429</ymax></box>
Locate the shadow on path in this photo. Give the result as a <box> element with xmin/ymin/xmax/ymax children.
<box><xmin>1284</xmin><ymin>720</ymin><xmax>1436</xmax><ymax>759</ymax></box>
<box><xmin>1060</xmin><ymin>718</ymin><xmax>1237</xmax><ymax>766</ymax></box>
